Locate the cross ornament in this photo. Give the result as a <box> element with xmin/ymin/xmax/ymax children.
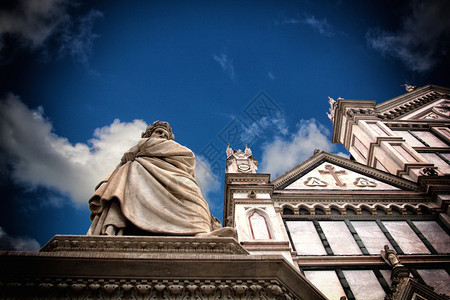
<box><xmin>318</xmin><ymin>164</ymin><xmax>347</xmax><ymax>187</ymax></box>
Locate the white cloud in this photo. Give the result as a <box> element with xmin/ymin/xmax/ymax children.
<box><xmin>0</xmin><ymin>94</ymin><xmax>147</xmax><ymax>206</ymax></box>
<box><xmin>0</xmin><ymin>94</ymin><xmax>222</xmax><ymax>208</ymax></box>
<box><xmin>0</xmin><ymin>0</ymin><xmax>70</xmax><ymax>50</ymax></box>
<box><xmin>260</xmin><ymin>119</ymin><xmax>335</xmax><ymax>177</ymax></box>
<box><xmin>213</xmin><ymin>53</ymin><xmax>235</xmax><ymax>80</ymax></box>
<box><xmin>367</xmin><ymin>0</ymin><xmax>450</xmax><ymax>72</ymax></box>
<box><xmin>0</xmin><ymin>0</ymin><xmax>103</xmax><ymax>66</ymax></box>
<box><xmin>195</xmin><ymin>155</ymin><xmax>221</xmax><ymax>203</ymax></box>
<box><xmin>240</xmin><ymin>112</ymin><xmax>288</xmax><ymax>144</ymax></box>
<box><xmin>275</xmin><ymin>13</ymin><xmax>333</xmax><ymax>36</ymax></box>
<box><xmin>302</xmin><ymin>15</ymin><xmax>333</xmax><ymax>36</ymax></box>
<box><xmin>0</xmin><ymin>226</ymin><xmax>40</xmax><ymax>251</ymax></box>
<box><xmin>268</xmin><ymin>72</ymin><xmax>275</xmax><ymax>80</ymax></box>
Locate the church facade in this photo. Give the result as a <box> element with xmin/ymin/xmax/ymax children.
<box><xmin>225</xmin><ymin>84</ymin><xmax>450</xmax><ymax>299</ymax></box>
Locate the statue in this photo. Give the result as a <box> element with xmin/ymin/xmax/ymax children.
<box><xmin>401</xmin><ymin>83</ymin><xmax>416</xmax><ymax>92</ymax></box>
<box><xmin>381</xmin><ymin>245</ymin><xmax>402</xmax><ymax>268</ymax></box>
<box><xmin>87</xmin><ymin>121</ymin><xmax>232</xmax><ymax>237</ymax></box>
<box><xmin>327</xmin><ymin>96</ymin><xmax>337</xmax><ymax>122</ymax></box>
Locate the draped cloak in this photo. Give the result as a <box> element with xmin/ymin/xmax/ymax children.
<box><xmin>87</xmin><ymin>137</ymin><xmax>213</xmax><ymax>235</ymax></box>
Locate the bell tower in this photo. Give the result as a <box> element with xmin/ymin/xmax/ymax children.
<box><xmin>225</xmin><ymin>144</ymin><xmax>258</xmax><ymax>173</ymax></box>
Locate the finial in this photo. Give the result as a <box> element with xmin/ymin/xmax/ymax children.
<box><xmin>327</xmin><ymin>97</ymin><xmax>337</xmax><ymax>123</ymax></box>
<box><xmin>401</xmin><ymin>83</ymin><xmax>416</xmax><ymax>92</ymax></box>
<box><xmin>244</xmin><ymin>144</ymin><xmax>252</xmax><ymax>155</ymax></box>
<box><xmin>226</xmin><ymin>144</ymin><xmax>233</xmax><ymax>158</ymax></box>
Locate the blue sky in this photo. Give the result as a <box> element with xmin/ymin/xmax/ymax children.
<box><xmin>1</xmin><ymin>0</ymin><xmax>449</xmax><ymax>250</ymax></box>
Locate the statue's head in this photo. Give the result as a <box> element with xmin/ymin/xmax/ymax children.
<box><xmin>141</xmin><ymin>121</ymin><xmax>175</xmax><ymax>140</ymax></box>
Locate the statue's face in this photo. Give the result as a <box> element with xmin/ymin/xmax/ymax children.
<box><xmin>150</xmin><ymin>128</ymin><xmax>170</xmax><ymax>140</ymax></box>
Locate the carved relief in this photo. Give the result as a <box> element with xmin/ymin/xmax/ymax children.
<box><xmin>353</xmin><ymin>177</ymin><xmax>377</xmax><ymax>187</ymax></box>
<box><xmin>318</xmin><ymin>165</ymin><xmax>347</xmax><ymax>187</ymax></box>
<box><xmin>0</xmin><ymin>278</ymin><xmax>295</xmax><ymax>300</ymax></box>
<box><xmin>304</xmin><ymin>177</ymin><xmax>328</xmax><ymax>187</ymax></box>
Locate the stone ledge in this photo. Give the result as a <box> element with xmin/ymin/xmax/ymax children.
<box><xmin>40</xmin><ymin>235</ymin><xmax>249</xmax><ymax>255</ymax></box>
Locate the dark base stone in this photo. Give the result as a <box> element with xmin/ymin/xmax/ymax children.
<box><xmin>0</xmin><ymin>235</ymin><xmax>326</xmax><ymax>299</ymax></box>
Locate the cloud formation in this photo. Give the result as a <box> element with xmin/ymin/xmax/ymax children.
<box><xmin>0</xmin><ymin>0</ymin><xmax>69</xmax><ymax>51</ymax></box>
<box><xmin>0</xmin><ymin>0</ymin><xmax>103</xmax><ymax>66</ymax></box>
<box><xmin>367</xmin><ymin>0</ymin><xmax>450</xmax><ymax>72</ymax></box>
<box><xmin>213</xmin><ymin>53</ymin><xmax>235</xmax><ymax>80</ymax></box>
<box><xmin>0</xmin><ymin>94</ymin><xmax>220</xmax><ymax>207</ymax></box>
<box><xmin>0</xmin><ymin>94</ymin><xmax>147</xmax><ymax>206</ymax></box>
<box><xmin>259</xmin><ymin>119</ymin><xmax>335</xmax><ymax>177</ymax></box>
<box><xmin>239</xmin><ymin>112</ymin><xmax>288</xmax><ymax>144</ymax></box>
<box><xmin>0</xmin><ymin>226</ymin><xmax>40</xmax><ymax>251</ymax></box>
<box><xmin>275</xmin><ymin>13</ymin><xmax>333</xmax><ymax>36</ymax></box>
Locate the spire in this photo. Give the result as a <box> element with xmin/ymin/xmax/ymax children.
<box><xmin>226</xmin><ymin>144</ymin><xmax>233</xmax><ymax>158</ymax></box>
<box><xmin>244</xmin><ymin>144</ymin><xmax>252</xmax><ymax>155</ymax></box>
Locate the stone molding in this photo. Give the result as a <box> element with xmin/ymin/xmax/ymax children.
<box><xmin>0</xmin><ymin>277</ymin><xmax>297</xmax><ymax>300</ymax></box>
<box><xmin>41</xmin><ymin>235</ymin><xmax>249</xmax><ymax>255</ymax></box>
<box><xmin>377</xmin><ymin>91</ymin><xmax>442</xmax><ymax>120</ymax></box>
<box><xmin>296</xmin><ymin>254</ymin><xmax>450</xmax><ymax>267</ymax></box>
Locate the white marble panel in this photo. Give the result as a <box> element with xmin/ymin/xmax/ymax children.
<box><xmin>286</xmin><ymin>221</ymin><xmax>326</xmax><ymax>255</ymax></box>
<box><xmin>413</xmin><ymin>221</ymin><xmax>450</xmax><ymax>253</ymax></box>
<box><xmin>392</xmin><ymin>130</ymin><xmax>424</xmax><ymax>147</ymax></box>
<box><xmin>382</xmin><ymin>221</ymin><xmax>430</xmax><ymax>254</ymax></box>
<box><xmin>319</xmin><ymin>221</ymin><xmax>362</xmax><ymax>255</ymax></box>
<box><xmin>249</xmin><ymin>211</ymin><xmax>270</xmax><ymax>239</ymax></box>
<box><xmin>304</xmin><ymin>271</ymin><xmax>346</xmax><ymax>300</ymax></box>
<box><xmin>414</xmin><ymin>131</ymin><xmax>448</xmax><ymax>147</ymax></box>
<box><xmin>420</xmin><ymin>153</ymin><xmax>450</xmax><ymax>174</ymax></box>
<box><xmin>417</xmin><ymin>269</ymin><xmax>450</xmax><ymax>295</ymax></box>
<box><xmin>352</xmin><ymin>221</ymin><xmax>392</xmax><ymax>254</ymax></box>
<box><xmin>343</xmin><ymin>270</ymin><xmax>386</xmax><ymax>300</ymax></box>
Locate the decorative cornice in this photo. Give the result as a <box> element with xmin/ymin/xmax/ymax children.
<box><xmin>377</xmin><ymin>90</ymin><xmax>442</xmax><ymax>120</ymax></box>
<box><xmin>41</xmin><ymin>235</ymin><xmax>249</xmax><ymax>255</ymax></box>
<box><xmin>297</xmin><ymin>254</ymin><xmax>450</xmax><ymax>268</ymax></box>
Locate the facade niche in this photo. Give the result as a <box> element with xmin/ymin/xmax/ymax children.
<box><xmin>299</xmin><ymin>208</ymin><xmax>310</xmax><ymax>215</ymax></box>
<box><xmin>248</xmin><ymin>210</ymin><xmax>272</xmax><ymax>240</ymax></box>
<box><xmin>283</xmin><ymin>207</ymin><xmax>294</xmax><ymax>215</ymax></box>
<box><xmin>315</xmin><ymin>208</ymin><xmax>326</xmax><ymax>215</ymax></box>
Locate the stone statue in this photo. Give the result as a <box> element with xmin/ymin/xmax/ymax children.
<box><xmin>401</xmin><ymin>83</ymin><xmax>416</xmax><ymax>92</ymax></box>
<box><xmin>381</xmin><ymin>245</ymin><xmax>402</xmax><ymax>267</ymax></box>
<box><xmin>87</xmin><ymin>121</ymin><xmax>233</xmax><ymax>237</ymax></box>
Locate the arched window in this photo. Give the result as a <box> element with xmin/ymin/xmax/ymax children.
<box><xmin>346</xmin><ymin>208</ymin><xmax>357</xmax><ymax>215</ymax></box>
<box><xmin>420</xmin><ymin>206</ymin><xmax>432</xmax><ymax>215</ymax></box>
<box><xmin>405</xmin><ymin>206</ymin><xmax>416</xmax><ymax>215</ymax></box>
<box><xmin>283</xmin><ymin>207</ymin><xmax>294</xmax><ymax>215</ymax></box>
<box><xmin>376</xmin><ymin>207</ymin><xmax>387</xmax><ymax>215</ymax></box>
<box><xmin>248</xmin><ymin>210</ymin><xmax>271</xmax><ymax>239</ymax></box>
<box><xmin>299</xmin><ymin>208</ymin><xmax>310</xmax><ymax>215</ymax></box>
<box><xmin>330</xmin><ymin>207</ymin><xmax>341</xmax><ymax>215</ymax></box>
<box><xmin>361</xmin><ymin>207</ymin><xmax>372</xmax><ymax>215</ymax></box>
<box><xmin>315</xmin><ymin>208</ymin><xmax>326</xmax><ymax>215</ymax></box>
<box><xmin>391</xmin><ymin>207</ymin><xmax>402</xmax><ymax>215</ymax></box>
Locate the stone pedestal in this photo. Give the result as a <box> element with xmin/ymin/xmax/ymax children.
<box><xmin>0</xmin><ymin>235</ymin><xmax>326</xmax><ymax>299</ymax></box>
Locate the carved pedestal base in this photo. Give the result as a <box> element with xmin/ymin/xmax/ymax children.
<box><xmin>0</xmin><ymin>235</ymin><xmax>326</xmax><ymax>300</ymax></box>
